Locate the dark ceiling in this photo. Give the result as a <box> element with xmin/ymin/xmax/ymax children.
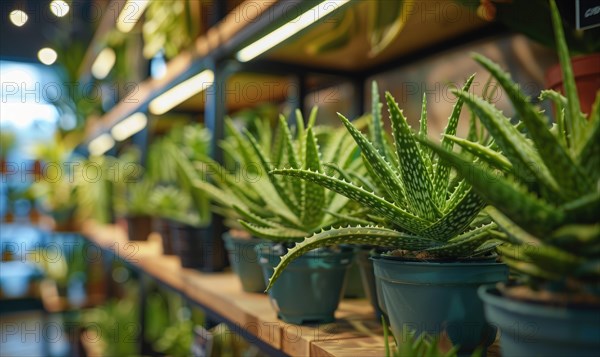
<box><xmin>1</xmin><ymin>0</ymin><xmax>97</xmax><ymax>63</ymax></box>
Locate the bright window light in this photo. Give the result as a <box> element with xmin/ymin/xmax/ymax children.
<box><xmin>111</xmin><ymin>112</ymin><xmax>148</xmax><ymax>141</ymax></box>
<box><xmin>9</xmin><ymin>10</ymin><xmax>28</xmax><ymax>27</ymax></box>
<box><xmin>38</xmin><ymin>48</ymin><xmax>58</xmax><ymax>65</ymax></box>
<box><xmin>149</xmin><ymin>70</ymin><xmax>214</xmax><ymax>115</ymax></box>
<box><xmin>88</xmin><ymin>133</ymin><xmax>115</xmax><ymax>156</ymax></box>
<box><xmin>236</xmin><ymin>0</ymin><xmax>351</xmax><ymax>62</ymax></box>
<box><xmin>91</xmin><ymin>48</ymin><xmax>116</xmax><ymax>80</ymax></box>
<box><xmin>116</xmin><ymin>0</ymin><xmax>150</xmax><ymax>33</ymax></box>
<box><xmin>49</xmin><ymin>0</ymin><xmax>70</xmax><ymax>18</ymax></box>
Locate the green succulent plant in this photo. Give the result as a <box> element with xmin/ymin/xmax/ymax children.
<box><xmin>265</xmin><ymin>80</ymin><xmax>501</xmax><ymax>290</ymax></box>
<box><xmin>149</xmin><ymin>185</ymin><xmax>200</xmax><ymax>227</ymax></box>
<box><xmin>420</xmin><ymin>0</ymin><xmax>600</xmax><ymax>298</ymax></box>
<box><xmin>175</xmin><ymin>109</ymin><xmax>366</xmax><ymax>241</ymax></box>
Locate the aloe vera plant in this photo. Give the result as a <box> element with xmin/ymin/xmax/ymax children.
<box><xmin>265</xmin><ymin>80</ymin><xmax>501</xmax><ymax>290</ymax></box>
<box><xmin>175</xmin><ymin>110</ymin><xmax>366</xmax><ymax>240</ymax></box>
<box><xmin>420</xmin><ymin>0</ymin><xmax>600</xmax><ymax>298</ymax></box>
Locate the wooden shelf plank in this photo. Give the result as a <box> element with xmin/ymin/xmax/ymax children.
<box><xmin>82</xmin><ymin>223</ymin><xmax>383</xmax><ymax>356</ymax></box>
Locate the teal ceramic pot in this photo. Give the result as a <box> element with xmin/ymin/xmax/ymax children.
<box><xmin>373</xmin><ymin>257</ymin><xmax>508</xmax><ymax>355</ymax></box>
<box><xmin>256</xmin><ymin>243</ymin><xmax>353</xmax><ymax>325</ymax></box>
<box><xmin>479</xmin><ymin>285</ymin><xmax>600</xmax><ymax>357</ymax></box>
<box><xmin>223</xmin><ymin>232</ymin><xmax>266</xmax><ymax>293</ymax></box>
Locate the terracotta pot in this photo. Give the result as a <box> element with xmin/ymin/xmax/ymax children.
<box><xmin>545</xmin><ymin>53</ymin><xmax>600</xmax><ymax>117</ymax></box>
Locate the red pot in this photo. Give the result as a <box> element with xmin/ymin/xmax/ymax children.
<box><xmin>545</xmin><ymin>53</ymin><xmax>600</xmax><ymax>117</ymax></box>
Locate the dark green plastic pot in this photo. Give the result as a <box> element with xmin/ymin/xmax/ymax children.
<box><xmin>154</xmin><ymin>218</ymin><xmax>174</xmax><ymax>255</ymax></box>
<box><xmin>256</xmin><ymin>243</ymin><xmax>353</xmax><ymax>325</ymax></box>
<box><xmin>356</xmin><ymin>248</ymin><xmax>384</xmax><ymax>320</ymax></box>
<box><xmin>170</xmin><ymin>222</ymin><xmax>227</xmax><ymax>272</ymax></box>
<box><xmin>343</xmin><ymin>257</ymin><xmax>366</xmax><ymax>299</ymax></box>
<box><xmin>373</xmin><ymin>257</ymin><xmax>508</xmax><ymax>355</ymax></box>
<box><xmin>479</xmin><ymin>285</ymin><xmax>600</xmax><ymax>357</ymax></box>
<box><xmin>126</xmin><ymin>215</ymin><xmax>152</xmax><ymax>241</ymax></box>
<box><xmin>223</xmin><ymin>232</ymin><xmax>266</xmax><ymax>293</ymax></box>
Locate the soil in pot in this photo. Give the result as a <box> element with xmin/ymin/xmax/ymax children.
<box><xmin>170</xmin><ymin>222</ymin><xmax>227</xmax><ymax>272</ymax></box>
<box><xmin>479</xmin><ymin>285</ymin><xmax>600</xmax><ymax>357</ymax></box>
<box><xmin>373</xmin><ymin>256</ymin><xmax>508</xmax><ymax>355</ymax></box>
<box><xmin>256</xmin><ymin>243</ymin><xmax>353</xmax><ymax>325</ymax></box>
<box><xmin>223</xmin><ymin>231</ymin><xmax>266</xmax><ymax>293</ymax></box>
<box><xmin>126</xmin><ymin>215</ymin><xmax>152</xmax><ymax>241</ymax></box>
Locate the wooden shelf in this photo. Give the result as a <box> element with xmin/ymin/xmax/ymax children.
<box><xmin>82</xmin><ymin>0</ymin><xmax>493</xmax><ymax>144</ymax></box>
<box><xmin>81</xmin><ymin>222</ymin><xmax>387</xmax><ymax>356</ymax></box>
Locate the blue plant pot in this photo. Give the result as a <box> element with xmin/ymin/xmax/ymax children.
<box><xmin>223</xmin><ymin>232</ymin><xmax>266</xmax><ymax>293</ymax></box>
<box><xmin>479</xmin><ymin>285</ymin><xmax>600</xmax><ymax>357</ymax></box>
<box><xmin>373</xmin><ymin>257</ymin><xmax>508</xmax><ymax>355</ymax></box>
<box><xmin>256</xmin><ymin>243</ymin><xmax>353</xmax><ymax>325</ymax></box>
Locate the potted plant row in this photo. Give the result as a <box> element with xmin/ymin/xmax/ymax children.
<box><xmin>419</xmin><ymin>1</ymin><xmax>599</xmax><ymax>355</ymax></box>
<box><xmin>176</xmin><ymin>109</ymin><xmax>368</xmax><ymax>324</ymax></box>
<box><xmin>264</xmin><ymin>78</ymin><xmax>508</xmax><ymax>353</ymax></box>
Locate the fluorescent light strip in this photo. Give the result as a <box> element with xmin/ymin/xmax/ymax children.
<box><xmin>111</xmin><ymin>112</ymin><xmax>148</xmax><ymax>141</ymax></box>
<box><xmin>88</xmin><ymin>133</ymin><xmax>115</xmax><ymax>156</ymax></box>
<box><xmin>236</xmin><ymin>0</ymin><xmax>351</xmax><ymax>62</ymax></box>
<box><xmin>116</xmin><ymin>0</ymin><xmax>149</xmax><ymax>33</ymax></box>
<box><xmin>91</xmin><ymin>48</ymin><xmax>116</xmax><ymax>80</ymax></box>
<box><xmin>149</xmin><ymin>69</ymin><xmax>214</xmax><ymax>115</ymax></box>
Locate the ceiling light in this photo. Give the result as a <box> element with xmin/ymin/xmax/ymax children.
<box><xmin>49</xmin><ymin>1</ymin><xmax>70</xmax><ymax>17</ymax></box>
<box><xmin>149</xmin><ymin>70</ymin><xmax>214</xmax><ymax>115</ymax></box>
<box><xmin>9</xmin><ymin>10</ymin><xmax>28</xmax><ymax>27</ymax></box>
<box><xmin>116</xmin><ymin>0</ymin><xmax>150</xmax><ymax>33</ymax></box>
<box><xmin>236</xmin><ymin>0</ymin><xmax>351</xmax><ymax>62</ymax></box>
<box><xmin>38</xmin><ymin>48</ymin><xmax>58</xmax><ymax>65</ymax></box>
<box><xmin>88</xmin><ymin>133</ymin><xmax>115</xmax><ymax>156</ymax></box>
<box><xmin>91</xmin><ymin>48</ymin><xmax>116</xmax><ymax>80</ymax></box>
<box><xmin>111</xmin><ymin>112</ymin><xmax>148</xmax><ymax>141</ymax></box>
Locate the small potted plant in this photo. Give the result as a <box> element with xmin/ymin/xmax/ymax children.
<box><xmin>172</xmin><ymin>118</ymin><xmax>276</xmax><ymax>293</ymax></box>
<box><xmin>184</xmin><ymin>109</ymin><xmax>363</xmax><ymax>324</ymax></box>
<box><xmin>122</xmin><ymin>179</ymin><xmax>154</xmax><ymax>241</ymax></box>
<box><xmin>268</xmin><ymin>83</ymin><xmax>508</xmax><ymax>353</ymax></box>
<box><xmin>421</xmin><ymin>1</ymin><xmax>599</xmax><ymax>355</ymax></box>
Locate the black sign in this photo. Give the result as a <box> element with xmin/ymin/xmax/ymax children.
<box><xmin>576</xmin><ymin>0</ymin><xmax>600</xmax><ymax>30</ymax></box>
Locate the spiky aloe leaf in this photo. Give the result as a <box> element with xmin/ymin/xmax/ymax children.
<box><xmin>577</xmin><ymin>93</ymin><xmax>600</xmax><ymax>181</ymax></box>
<box><xmin>524</xmin><ymin>244</ymin><xmax>583</xmax><ymax>275</ymax></box>
<box><xmin>424</xmin><ymin>222</ymin><xmax>496</xmax><ymax>257</ymax></box>
<box><xmin>239</xmin><ymin>221</ymin><xmax>308</xmax><ymax>242</ymax></box>
<box><xmin>369</xmin><ymin>81</ymin><xmax>387</xmax><ymax>158</ymax></box>
<box><xmin>549</xmin><ymin>0</ymin><xmax>586</xmax><ymax>147</ymax></box>
<box><xmin>232</xmin><ymin>205</ymin><xmax>280</xmax><ymax>229</ymax></box>
<box><xmin>486</xmin><ymin>206</ymin><xmax>541</xmax><ymax>246</ymax></box>
<box><xmin>419</xmin><ymin>188</ymin><xmax>485</xmax><ymax>242</ymax></box>
<box><xmin>338</xmin><ymin>113</ymin><xmax>406</xmax><ymax>206</ymax></box>
<box><xmin>324</xmin><ymin>210</ymin><xmax>373</xmax><ymax>226</ymax></box>
<box><xmin>300</xmin><ymin>128</ymin><xmax>325</xmax><ymax>228</ymax></box>
<box><xmin>419</xmin><ymin>139</ymin><xmax>564</xmax><ymax>236</ymax></box>
<box><xmin>265</xmin><ymin>226</ymin><xmax>438</xmax><ymax>291</ymax></box>
<box><xmin>272</xmin><ymin>168</ymin><xmax>430</xmax><ymax>233</ymax></box>
<box><xmin>386</xmin><ymin>92</ymin><xmax>441</xmax><ymax>220</ymax></box>
<box><xmin>243</xmin><ymin>128</ymin><xmax>299</xmax><ymax>214</ymax></box>
<box><xmin>453</xmin><ymin>90</ymin><xmax>562</xmax><ymax>199</ymax></box>
<box><xmin>499</xmin><ymin>251</ymin><xmax>562</xmax><ymax>281</ymax></box>
<box><xmin>562</xmin><ymin>192</ymin><xmax>600</xmax><ymax>225</ymax></box>
<box><xmin>539</xmin><ymin>90</ymin><xmax>567</xmax><ymax>146</ymax></box>
<box><xmin>278</xmin><ymin>116</ymin><xmax>303</xmax><ymax>207</ymax></box>
<box><xmin>442</xmin><ymin>135</ymin><xmax>512</xmax><ymax>172</ymax></box>
<box><xmin>432</xmin><ymin>75</ymin><xmax>475</xmax><ymax>207</ymax></box>
<box><xmin>473</xmin><ymin>54</ymin><xmax>592</xmax><ymax>199</ymax></box>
